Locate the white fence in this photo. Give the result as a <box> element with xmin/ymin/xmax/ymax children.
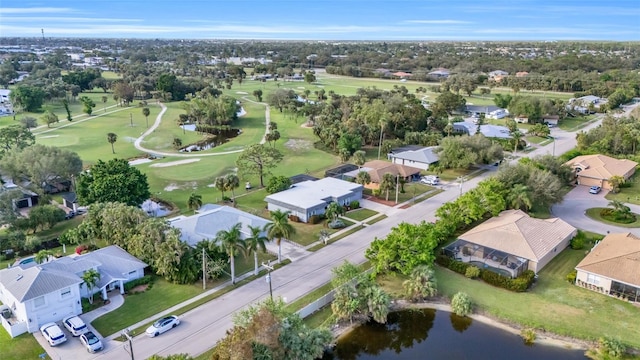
<box><xmin>297</xmin><ymin>290</ymin><xmax>334</xmax><ymax>319</ymax></box>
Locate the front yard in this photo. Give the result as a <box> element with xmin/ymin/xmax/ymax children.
<box><xmin>605</xmin><ymin>172</ymin><xmax>640</xmax><ymax>205</ymax></box>
<box><xmin>0</xmin><ymin>328</ymin><xmax>44</xmax><ymax>360</ymax></box>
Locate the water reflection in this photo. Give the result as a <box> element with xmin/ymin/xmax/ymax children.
<box><xmin>449</xmin><ymin>312</ymin><xmax>472</xmax><ymax>333</ymax></box>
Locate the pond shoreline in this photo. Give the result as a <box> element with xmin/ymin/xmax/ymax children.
<box><xmin>330</xmin><ymin>298</ymin><xmax>591</xmax><ymax>351</ymax></box>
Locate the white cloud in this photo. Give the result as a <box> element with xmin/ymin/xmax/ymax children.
<box><xmin>0</xmin><ymin>7</ymin><xmax>75</xmax><ymax>14</ymax></box>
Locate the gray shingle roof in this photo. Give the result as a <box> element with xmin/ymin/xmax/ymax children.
<box><xmin>0</xmin><ymin>265</ymin><xmax>82</xmax><ymax>302</ymax></box>
<box><xmin>389</xmin><ymin>146</ymin><xmax>439</xmax><ymax>164</ymax></box>
<box><xmin>170</xmin><ymin>204</ymin><xmax>272</xmax><ymax>247</ymax></box>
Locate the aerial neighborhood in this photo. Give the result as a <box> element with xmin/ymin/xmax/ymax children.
<box><xmin>1</xmin><ymin>28</ymin><xmax>640</xmax><ymax>360</ymax></box>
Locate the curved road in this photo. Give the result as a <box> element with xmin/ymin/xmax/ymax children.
<box><xmin>133</xmin><ymin>100</ymin><xmax>270</xmax><ymax>157</ymax></box>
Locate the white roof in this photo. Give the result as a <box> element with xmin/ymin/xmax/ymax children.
<box><xmin>265</xmin><ymin>177</ymin><xmax>363</xmax><ymax>210</ymax></box>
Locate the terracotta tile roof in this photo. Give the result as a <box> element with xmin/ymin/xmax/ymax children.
<box><xmin>362</xmin><ymin>160</ymin><xmax>421</xmax><ymax>183</ymax></box>
<box><xmin>576</xmin><ymin>233</ymin><xmax>640</xmax><ymax>286</ymax></box>
<box><xmin>564</xmin><ymin>154</ymin><xmax>638</xmax><ymax>180</ymax></box>
<box><xmin>458</xmin><ymin>210</ymin><xmax>576</xmax><ymax>262</ymax></box>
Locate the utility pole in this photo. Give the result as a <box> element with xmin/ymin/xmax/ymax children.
<box><xmin>262</xmin><ymin>261</ymin><xmax>274</xmax><ymax>300</ymax></box>
<box><xmin>457</xmin><ymin>176</ymin><xmax>465</xmax><ymax>197</ymax></box>
<box><xmin>395</xmin><ymin>174</ymin><xmax>400</xmax><ymax>204</ymax></box>
<box><xmin>202</xmin><ymin>247</ymin><xmax>206</xmax><ymax>290</ymax></box>
<box><xmin>122</xmin><ymin>329</ymin><xmax>135</xmax><ymax>360</ymax></box>
<box><xmin>377</xmin><ymin>120</ymin><xmax>385</xmax><ymax>160</ymax></box>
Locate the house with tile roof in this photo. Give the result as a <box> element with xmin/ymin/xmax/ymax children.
<box><xmin>264</xmin><ymin>177</ymin><xmax>363</xmax><ymax>223</ymax></box>
<box><xmin>0</xmin><ymin>246</ymin><xmax>146</xmax><ymax>337</ymax></box>
<box><xmin>350</xmin><ymin>160</ymin><xmax>422</xmax><ymax>190</ymax></box>
<box><xmin>387</xmin><ymin>146</ymin><xmax>439</xmax><ymax>171</ymax></box>
<box><xmin>443</xmin><ymin>210</ymin><xmax>577</xmax><ymax>277</ymax></box>
<box><xmin>564</xmin><ymin>154</ymin><xmax>637</xmax><ymax>190</ymax></box>
<box><xmin>575</xmin><ymin>233</ymin><xmax>640</xmax><ymax>303</ymax></box>
<box><xmin>169</xmin><ymin>204</ymin><xmax>272</xmax><ymax>246</ymax></box>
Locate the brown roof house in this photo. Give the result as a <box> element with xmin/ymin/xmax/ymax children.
<box><xmin>564</xmin><ymin>154</ymin><xmax>638</xmax><ymax>190</ymax></box>
<box><xmin>443</xmin><ymin>210</ymin><xmax>577</xmax><ymax>277</ymax></box>
<box><xmin>358</xmin><ymin>160</ymin><xmax>421</xmax><ymax>190</ymax></box>
<box><xmin>575</xmin><ymin>233</ymin><xmax>640</xmax><ymax>303</ymax></box>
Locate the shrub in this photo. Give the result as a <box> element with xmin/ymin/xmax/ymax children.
<box><xmin>266</xmin><ymin>175</ymin><xmax>292</xmax><ymax>194</ymax></box>
<box><xmin>520</xmin><ymin>328</ymin><xmax>537</xmax><ymax>345</ymax></box>
<box><xmin>571</xmin><ymin>236</ymin><xmax>585</xmax><ymax>250</ymax></box>
<box><xmin>288</xmin><ymin>214</ymin><xmax>300</xmax><ymax>223</ymax></box>
<box><xmin>586</xmin><ymin>337</ymin><xmax>626</xmax><ymax>359</ymax></box>
<box><xmin>75</xmin><ymin>244</ymin><xmax>88</xmax><ymax>255</ymax></box>
<box><xmin>124</xmin><ymin>275</ymin><xmax>154</xmax><ymax>292</ymax></box>
<box><xmin>566</xmin><ymin>270</ymin><xmax>577</xmax><ymax>284</ymax></box>
<box><xmin>308</xmin><ymin>215</ymin><xmax>321</xmax><ymax>224</ymax></box>
<box><xmin>451</xmin><ymin>292</ymin><xmax>472</xmax><ymax>317</ymax></box>
<box><xmin>372</xmin><ymin>189</ymin><xmax>381</xmax><ymax>197</ymax></box>
<box><xmin>465</xmin><ymin>266</ymin><xmax>481</xmax><ymax>279</ymax></box>
<box><xmin>328</xmin><ymin>220</ymin><xmax>346</xmax><ymax>229</ymax></box>
<box><xmin>349</xmin><ymin>200</ymin><xmax>360</xmax><ymax>209</ymax></box>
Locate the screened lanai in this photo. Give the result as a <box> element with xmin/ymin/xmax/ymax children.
<box><xmin>443</xmin><ymin>239</ymin><xmax>529</xmax><ymax>278</ymax></box>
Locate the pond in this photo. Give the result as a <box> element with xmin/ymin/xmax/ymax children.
<box><xmin>322</xmin><ymin>309</ymin><xmax>586</xmax><ymax>360</ymax></box>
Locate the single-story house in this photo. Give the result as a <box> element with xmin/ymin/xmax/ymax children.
<box><xmin>542</xmin><ymin>115</ymin><xmax>560</xmax><ymax>125</ymax></box>
<box><xmin>353</xmin><ymin>160</ymin><xmax>422</xmax><ymax>189</ymax></box>
<box><xmin>566</xmin><ymin>95</ymin><xmax>608</xmax><ymax>114</ymax></box>
<box><xmin>0</xmin><ymin>89</ymin><xmax>10</xmax><ymax>103</ymax></box>
<box><xmin>387</xmin><ymin>146</ymin><xmax>439</xmax><ymax>171</ymax></box>
<box><xmin>443</xmin><ymin>210</ymin><xmax>577</xmax><ymax>277</ymax></box>
<box><xmin>489</xmin><ymin>70</ymin><xmax>509</xmax><ymax>79</ymax></box>
<box><xmin>428</xmin><ymin>68</ymin><xmax>450</xmax><ymax>79</ymax></box>
<box><xmin>575</xmin><ymin>232</ymin><xmax>640</xmax><ymax>303</ymax></box>
<box><xmin>0</xmin><ymin>246</ymin><xmax>146</xmax><ymax>337</ymax></box>
<box><xmin>169</xmin><ymin>204</ymin><xmax>271</xmax><ymax>246</ymax></box>
<box><xmin>515</xmin><ymin>115</ymin><xmax>529</xmax><ymax>124</ymax></box>
<box><xmin>488</xmin><ymin>109</ymin><xmax>509</xmax><ymax>119</ymax></box>
<box><xmin>62</xmin><ymin>192</ymin><xmax>78</xmax><ymax>213</ymax></box>
<box><xmin>452</xmin><ymin>122</ymin><xmax>512</xmax><ymax>139</ymax></box>
<box><xmin>466</xmin><ymin>105</ymin><xmax>503</xmax><ymax>117</ymax></box>
<box><xmin>564</xmin><ymin>154</ymin><xmax>638</xmax><ymax>190</ymax></box>
<box><xmin>264</xmin><ymin>177</ymin><xmax>363</xmax><ymax>223</ymax></box>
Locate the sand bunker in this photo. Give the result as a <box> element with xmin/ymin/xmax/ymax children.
<box><xmin>236</xmin><ymin>91</ymin><xmax>248</xmax><ymax>95</ymax></box>
<box><xmin>39</xmin><ymin>135</ymin><xmax>60</xmax><ymax>139</ymax></box>
<box><xmin>150</xmin><ymin>159</ymin><xmax>201</xmax><ymax>168</ymax></box>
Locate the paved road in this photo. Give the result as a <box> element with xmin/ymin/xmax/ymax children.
<box><xmin>552</xmin><ymin>186</ymin><xmax>640</xmax><ymax>237</ymax></box>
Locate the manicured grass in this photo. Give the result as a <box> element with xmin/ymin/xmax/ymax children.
<box><xmin>303</xmin><ymin>306</ymin><xmax>334</xmax><ymax>328</ymax></box>
<box><xmin>286</xmin><ymin>281</ymin><xmax>333</xmax><ymax>312</ymax></box>
<box><xmin>366</xmin><ymin>215</ymin><xmax>387</xmax><ymax>225</ymax></box>
<box><xmin>307</xmin><ymin>225</ymin><xmax>365</xmax><ymax>252</ymax></box>
<box><xmin>605</xmin><ymin>172</ymin><xmax>640</xmax><ymax>205</ymax></box>
<box><xmin>526</xmin><ymin>135</ymin><xmax>551</xmax><ymax>145</ymax></box>
<box><xmin>421</xmin><ymin>167</ymin><xmax>477</xmax><ymax>181</ymax></box>
<box><xmin>585</xmin><ymin>208</ymin><xmax>640</xmax><ymax>228</ymax></box>
<box><xmin>419</xmin><ymin>246</ymin><xmax>640</xmax><ymax>349</ymax></box>
<box><xmin>343</xmin><ymin>208</ymin><xmax>378</xmax><ymax>222</ymax></box>
<box><xmin>0</xmin><ymin>330</ymin><xmax>44</xmax><ymax>360</ymax></box>
<box><xmin>558</xmin><ymin>115</ymin><xmax>597</xmax><ymax>131</ymax></box>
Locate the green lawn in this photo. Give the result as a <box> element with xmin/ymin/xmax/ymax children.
<box><xmin>418</xmin><ymin>245</ymin><xmax>640</xmax><ymax>349</ymax></box>
<box><xmin>421</xmin><ymin>167</ymin><xmax>477</xmax><ymax>181</ymax></box>
<box><xmin>606</xmin><ymin>172</ymin><xmax>640</xmax><ymax>205</ymax></box>
<box><xmin>343</xmin><ymin>208</ymin><xmax>378</xmax><ymax>222</ymax></box>
<box><xmin>558</xmin><ymin>115</ymin><xmax>597</xmax><ymax>131</ymax></box>
<box><xmin>526</xmin><ymin>135</ymin><xmax>551</xmax><ymax>145</ymax></box>
<box><xmin>585</xmin><ymin>208</ymin><xmax>640</xmax><ymax>228</ymax></box>
<box><xmin>0</xmin><ymin>330</ymin><xmax>44</xmax><ymax>360</ymax></box>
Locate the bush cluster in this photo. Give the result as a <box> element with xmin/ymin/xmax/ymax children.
<box><xmin>436</xmin><ymin>255</ymin><xmax>536</xmax><ymax>292</ymax></box>
<box><xmin>124</xmin><ymin>275</ymin><xmax>154</xmax><ymax>293</ymax></box>
<box><xmin>308</xmin><ymin>214</ymin><xmax>323</xmax><ymax>224</ymax></box>
<box><xmin>349</xmin><ymin>200</ymin><xmax>360</xmax><ymax>209</ymax></box>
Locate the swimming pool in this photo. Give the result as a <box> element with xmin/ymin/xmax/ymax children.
<box><xmin>469</xmin><ymin>261</ymin><xmax>513</xmax><ymax>278</ymax></box>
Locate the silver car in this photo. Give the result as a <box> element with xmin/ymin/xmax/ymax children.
<box><xmin>79</xmin><ymin>331</ymin><xmax>103</xmax><ymax>353</ymax></box>
<box><xmin>145</xmin><ymin>315</ymin><xmax>180</xmax><ymax>337</ymax></box>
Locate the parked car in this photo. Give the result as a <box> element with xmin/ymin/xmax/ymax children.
<box><xmin>589</xmin><ymin>186</ymin><xmax>602</xmax><ymax>194</ymax></box>
<box><xmin>63</xmin><ymin>315</ymin><xmax>87</xmax><ymax>336</ymax></box>
<box><xmin>420</xmin><ymin>175</ymin><xmax>440</xmax><ymax>185</ymax></box>
<box><xmin>40</xmin><ymin>323</ymin><xmax>67</xmax><ymax>346</ymax></box>
<box><xmin>79</xmin><ymin>331</ymin><xmax>103</xmax><ymax>353</ymax></box>
<box><xmin>146</xmin><ymin>315</ymin><xmax>180</xmax><ymax>337</ymax></box>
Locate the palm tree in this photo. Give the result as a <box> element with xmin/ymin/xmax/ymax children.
<box><xmin>34</xmin><ymin>249</ymin><xmax>52</xmax><ymax>264</ymax></box>
<box><xmin>101</xmin><ymin>96</ymin><xmax>108</xmax><ymax>113</ymax></box>
<box><xmin>365</xmin><ymin>285</ymin><xmax>390</xmax><ymax>324</ymax></box>
<box><xmin>265</xmin><ymin>209</ymin><xmax>296</xmax><ymax>263</ymax></box>
<box><xmin>355</xmin><ymin>171</ymin><xmax>371</xmax><ymax>186</ymax></box>
<box><xmin>224</xmin><ymin>173</ymin><xmax>240</xmax><ymax>204</ymax></box>
<box><xmin>216</xmin><ymin>223</ymin><xmax>246</xmax><ymax>284</ymax></box>
<box><xmin>245</xmin><ymin>225</ymin><xmax>269</xmax><ymax>276</ymax></box>
<box><xmin>325</xmin><ymin>202</ymin><xmax>345</xmax><ymax>222</ymax></box>
<box><xmin>507</xmin><ymin>184</ymin><xmax>533</xmax><ymax>211</ymax></box>
<box><xmin>187</xmin><ymin>193</ymin><xmax>202</xmax><ymax>212</ymax></box>
<box><xmin>352</xmin><ymin>150</ymin><xmax>366</xmax><ymax>168</ymax></box>
<box><xmin>608</xmin><ymin>175</ymin><xmax>625</xmax><ymax>194</ymax></box>
<box><xmin>107</xmin><ymin>132</ymin><xmax>117</xmax><ymax>154</ymax></box>
<box><xmin>608</xmin><ymin>200</ymin><xmax>630</xmax><ymax>215</ymax></box>
<box><xmin>511</xmin><ymin>130</ymin><xmax>524</xmax><ymax>155</ymax></box>
<box><xmin>444</xmin><ymin>122</ymin><xmax>454</xmax><ymax>137</ymax></box>
<box><xmin>379</xmin><ymin>173</ymin><xmax>396</xmax><ymax>201</ymax></box>
<box><xmin>82</xmin><ymin>269</ymin><xmax>101</xmax><ymax>304</ymax></box>
<box><xmin>403</xmin><ymin>265</ymin><xmax>438</xmax><ymax>302</ymax></box>
<box><xmin>214</xmin><ymin>176</ymin><xmax>226</xmax><ymax>200</ymax></box>
<box><xmin>142</xmin><ymin>107</ymin><xmax>150</xmax><ymax>127</ymax></box>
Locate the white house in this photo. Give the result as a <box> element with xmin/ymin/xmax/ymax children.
<box><xmin>0</xmin><ymin>89</ymin><xmax>10</xmax><ymax>103</ymax></box>
<box><xmin>387</xmin><ymin>146</ymin><xmax>439</xmax><ymax>171</ymax></box>
<box><xmin>0</xmin><ymin>246</ymin><xmax>146</xmax><ymax>337</ymax></box>
<box><xmin>265</xmin><ymin>178</ymin><xmax>363</xmax><ymax>223</ymax></box>
<box><xmin>169</xmin><ymin>204</ymin><xmax>271</xmax><ymax>247</ymax></box>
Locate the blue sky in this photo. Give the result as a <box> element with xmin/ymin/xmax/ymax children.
<box><xmin>1</xmin><ymin>0</ymin><xmax>639</xmax><ymax>40</ymax></box>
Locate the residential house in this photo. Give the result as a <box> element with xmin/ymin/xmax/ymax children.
<box><xmin>516</xmin><ymin>71</ymin><xmax>529</xmax><ymax>77</ymax></box>
<box><xmin>488</xmin><ymin>70</ymin><xmax>509</xmax><ymax>82</ymax></box>
<box><xmin>0</xmin><ymin>89</ymin><xmax>10</xmax><ymax>103</ymax></box>
<box><xmin>564</xmin><ymin>154</ymin><xmax>637</xmax><ymax>190</ymax></box>
<box><xmin>575</xmin><ymin>233</ymin><xmax>640</xmax><ymax>303</ymax></box>
<box><xmin>344</xmin><ymin>160</ymin><xmax>422</xmax><ymax>190</ymax></box>
<box><xmin>0</xmin><ymin>246</ymin><xmax>146</xmax><ymax>337</ymax></box>
<box><xmin>387</xmin><ymin>146</ymin><xmax>439</xmax><ymax>171</ymax></box>
<box><xmin>452</xmin><ymin>122</ymin><xmax>512</xmax><ymax>139</ymax></box>
<box><xmin>515</xmin><ymin>115</ymin><xmax>529</xmax><ymax>124</ymax></box>
<box><xmin>466</xmin><ymin>105</ymin><xmax>503</xmax><ymax>117</ymax></box>
<box><xmin>264</xmin><ymin>177</ymin><xmax>363</xmax><ymax>223</ymax></box>
<box><xmin>1</xmin><ymin>179</ymin><xmax>39</xmax><ymax>209</ymax></box>
<box><xmin>567</xmin><ymin>95</ymin><xmax>607</xmax><ymax>114</ymax></box>
<box><xmin>542</xmin><ymin>115</ymin><xmax>560</xmax><ymax>126</ymax></box>
<box><xmin>428</xmin><ymin>68</ymin><xmax>450</xmax><ymax>79</ymax></box>
<box><xmin>169</xmin><ymin>204</ymin><xmax>271</xmax><ymax>246</ymax></box>
<box><xmin>443</xmin><ymin>210</ymin><xmax>577</xmax><ymax>277</ymax></box>
<box><xmin>488</xmin><ymin>109</ymin><xmax>509</xmax><ymax>119</ymax></box>
<box><xmin>392</xmin><ymin>71</ymin><xmax>412</xmax><ymax>79</ymax></box>
<box><xmin>62</xmin><ymin>192</ymin><xmax>78</xmax><ymax>213</ymax></box>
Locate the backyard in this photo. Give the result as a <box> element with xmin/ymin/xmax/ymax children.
<box><xmin>606</xmin><ymin>172</ymin><xmax>640</xmax><ymax>205</ymax></box>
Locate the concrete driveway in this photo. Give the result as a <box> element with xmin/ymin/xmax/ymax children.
<box><xmin>551</xmin><ymin>186</ymin><xmax>640</xmax><ymax>236</ymax></box>
<box><xmin>33</xmin><ymin>320</ymin><xmax>107</xmax><ymax>360</ymax></box>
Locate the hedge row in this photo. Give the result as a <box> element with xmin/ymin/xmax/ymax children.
<box><xmin>124</xmin><ymin>275</ymin><xmax>154</xmax><ymax>292</ymax></box>
<box><xmin>436</xmin><ymin>255</ymin><xmax>536</xmax><ymax>292</ymax></box>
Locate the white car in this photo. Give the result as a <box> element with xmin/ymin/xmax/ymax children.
<box><xmin>146</xmin><ymin>315</ymin><xmax>180</xmax><ymax>337</ymax></box>
<box><xmin>40</xmin><ymin>323</ymin><xmax>68</xmax><ymax>346</ymax></box>
<box><xmin>420</xmin><ymin>175</ymin><xmax>440</xmax><ymax>185</ymax></box>
<box><xmin>63</xmin><ymin>315</ymin><xmax>88</xmax><ymax>336</ymax></box>
<box><xmin>79</xmin><ymin>331</ymin><xmax>104</xmax><ymax>353</ymax></box>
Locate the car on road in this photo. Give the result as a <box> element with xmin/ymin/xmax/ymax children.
<box><xmin>146</xmin><ymin>315</ymin><xmax>180</xmax><ymax>337</ymax></box>
<box><xmin>589</xmin><ymin>186</ymin><xmax>602</xmax><ymax>194</ymax></box>
<box><xmin>63</xmin><ymin>315</ymin><xmax>88</xmax><ymax>336</ymax></box>
<box><xmin>40</xmin><ymin>323</ymin><xmax>67</xmax><ymax>346</ymax></box>
<box><xmin>79</xmin><ymin>331</ymin><xmax>103</xmax><ymax>353</ymax></box>
<box><xmin>420</xmin><ymin>175</ymin><xmax>440</xmax><ymax>185</ymax></box>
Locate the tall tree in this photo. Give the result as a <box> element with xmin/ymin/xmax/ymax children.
<box><xmin>187</xmin><ymin>193</ymin><xmax>202</xmax><ymax>212</ymax></box>
<box><xmin>244</xmin><ymin>225</ymin><xmax>269</xmax><ymax>276</ymax></box>
<box><xmin>507</xmin><ymin>184</ymin><xmax>533</xmax><ymax>211</ymax></box>
<box><xmin>76</xmin><ymin>159</ymin><xmax>150</xmax><ymax>206</ymax></box>
<box><xmin>214</xmin><ymin>176</ymin><xmax>227</xmax><ymax>200</ymax></box>
<box><xmin>107</xmin><ymin>132</ymin><xmax>117</xmax><ymax>154</ymax></box>
<box><xmin>142</xmin><ymin>107</ymin><xmax>151</xmax><ymax>127</ymax></box>
<box><xmin>9</xmin><ymin>85</ymin><xmax>46</xmax><ymax>112</ymax></box>
<box><xmin>325</xmin><ymin>202</ymin><xmax>345</xmax><ymax>222</ymax></box>
<box><xmin>236</xmin><ymin>144</ymin><xmax>284</xmax><ymax>187</ymax></box>
<box><xmin>352</xmin><ymin>150</ymin><xmax>366</xmax><ymax>168</ymax></box>
<box><xmin>224</xmin><ymin>173</ymin><xmax>240</xmax><ymax>203</ymax></box>
<box><xmin>265</xmin><ymin>209</ymin><xmax>296</xmax><ymax>263</ymax></box>
<box><xmin>102</xmin><ymin>95</ymin><xmax>108</xmax><ymax>112</ymax></box>
<box><xmin>379</xmin><ymin>172</ymin><xmax>397</xmax><ymax>201</ymax></box>
<box><xmin>41</xmin><ymin>111</ymin><xmax>59</xmax><ymax>128</ymax></box>
<box><xmin>82</xmin><ymin>268</ymin><xmax>101</xmax><ymax>304</ymax></box>
<box><xmin>34</xmin><ymin>249</ymin><xmax>53</xmax><ymax>264</ymax></box>
<box><xmin>403</xmin><ymin>265</ymin><xmax>438</xmax><ymax>302</ymax></box>
<box><xmin>216</xmin><ymin>223</ymin><xmax>246</xmax><ymax>284</ymax></box>
<box><xmin>355</xmin><ymin>171</ymin><xmax>371</xmax><ymax>186</ymax></box>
